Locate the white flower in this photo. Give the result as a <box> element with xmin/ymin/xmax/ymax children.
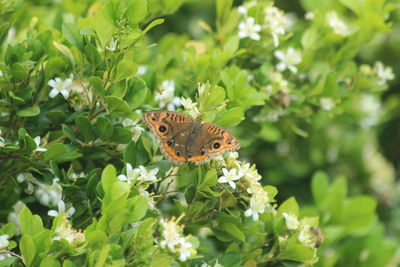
<box><xmin>298</xmin><ymin>226</ymin><xmax>314</xmax><ymax>247</ymax></box>
<box><xmin>197</xmin><ymin>83</ymin><xmax>206</xmax><ymax>95</ymax></box>
<box><xmin>118</xmin><ymin>163</ymin><xmax>139</xmax><ymax>184</ymax></box>
<box><xmin>305</xmin><ymin>11</ymin><xmax>315</xmax><ymax>20</ymax></box>
<box><xmin>155</xmin><ymin>80</ymin><xmax>181</xmax><ymax>111</ymax></box>
<box><xmin>374</xmin><ymin>61</ymin><xmax>395</xmax><ymax>85</ymax></box>
<box><xmin>35</xmin><ymin>178</ymin><xmax>62</xmax><ymax>207</ymax></box>
<box><xmin>181</xmin><ymin>97</ymin><xmax>200</xmax><ymax>119</ymax></box>
<box><xmin>268</xmin><ymin>71</ymin><xmax>289</xmax><ymax>92</ymax></box>
<box><xmin>326</xmin><ymin>11</ymin><xmax>351</xmax><ymax>36</ymax></box>
<box><xmin>48</xmin><ymin>199</ymin><xmax>75</xmax><ymax>218</ymax></box>
<box><xmin>275</xmin><ymin>48</ymin><xmax>302</xmax><ymax>73</ymax></box>
<box><xmin>106</xmin><ymin>37</ymin><xmax>118</xmax><ymax>51</ymax></box>
<box><xmin>138</xmin><ymin>187</ymin><xmax>156</xmax><ymax>210</ymax></box>
<box><xmin>0</xmin><ymin>137</ymin><xmax>4</xmax><ymax>147</ymax></box>
<box><xmin>122</xmin><ymin>118</ymin><xmax>145</xmax><ymax>142</ymax></box>
<box><xmin>0</xmin><ymin>234</ymin><xmax>9</xmax><ymax>249</ymax></box>
<box><xmin>237</xmin><ymin>6</ymin><xmax>247</xmax><ymax>15</ymax></box>
<box><xmin>238</xmin><ymin>162</ymin><xmax>262</xmax><ymax>184</ymax></box>
<box><xmin>118</xmin><ymin>164</ymin><xmax>158</xmax><ymax>184</ymax></box>
<box><xmin>238</xmin><ymin>17</ymin><xmax>262</xmax><ymax>41</ymax></box>
<box><xmin>320</xmin><ymin>97</ymin><xmax>335</xmax><ymax>111</ymax></box>
<box><xmin>159</xmin><ymin>218</ymin><xmax>182</xmax><ymax>251</ymax></box>
<box><xmin>16</xmin><ymin>173</ymin><xmax>35</xmax><ymax>194</ymax></box>
<box><xmin>245</xmin><ymin>186</ymin><xmax>269</xmax><ymax>220</ymax></box>
<box><xmin>53</xmin><ymin>222</ymin><xmax>85</xmax><ymax>245</ymax></box>
<box><xmin>359</xmin><ymin>95</ymin><xmax>381</xmax><ymax>128</ymax></box>
<box><xmin>264</xmin><ymin>6</ymin><xmax>289</xmax><ymax>47</ymax></box>
<box><xmin>218</xmin><ymin>168</ymin><xmax>241</xmax><ymax>189</ymax></box>
<box><xmin>178</xmin><ymin>238</ymin><xmax>193</xmax><ymax>262</ymax></box>
<box><xmin>7</xmin><ymin>201</ymin><xmax>26</xmax><ymax>235</ymax></box>
<box><xmin>34</xmin><ymin>136</ymin><xmax>47</xmax><ymax>152</ymax></box>
<box><xmin>137</xmin><ymin>65</ymin><xmax>148</xmax><ymax>76</ymax></box>
<box><xmin>282</xmin><ymin>212</ymin><xmax>300</xmax><ymax>230</ymax></box>
<box><xmin>48</xmin><ymin>77</ymin><xmax>72</xmax><ymax>99</ymax></box>
<box><xmin>0</xmin><ymin>253</ymin><xmax>11</xmax><ymax>261</ymax></box>
<box><xmin>69</xmin><ymin>171</ymin><xmax>85</xmax><ymax>182</ymax></box>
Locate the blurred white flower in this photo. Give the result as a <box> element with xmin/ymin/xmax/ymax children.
<box><xmin>69</xmin><ymin>171</ymin><xmax>85</xmax><ymax>182</ymax></box>
<box><xmin>178</xmin><ymin>238</ymin><xmax>193</xmax><ymax>262</ymax></box>
<box><xmin>320</xmin><ymin>97</ymin><xmax>335</xmax><ymax>111</ymax></box>
<box><xmin>53</xmin><ymin>222</ymin><xmax>85</xmax><ymax>245</ymax></box>
<box><xmin>16</xmin><ymin>173</ymin><xmax>35</xmax><ymax>194</ymax></box>
<box><xmin>373</xmin><ymin>61</ymin><xmax>395</xmax><ymax>85</ymax></box>
<box><xmin>7</xmin><ymin>201</ymin><xmax>27</xmax><ymax>235</ymax></box>
<box><xmin>268</xmin><ymin>71</ymin><xmax>289</xmax><ymax>92</ymax></box>
<box><xmin>138</xmin><ymin>186</ymin><xmax>156</xmax><ymax>210</ymax></box>
<box><xmin>48</xmin><ymin>199</ymin><xmax>75</xmax><ymax>218</ymax></box>
<box><xmin>106</xmin><ymin>37</ymin><xmax>118</xmax><ymax>51</ymax></box>
<box><xmin>155</xmin><ymin>80</ymin><xmax>181</xmax><ymax>111</ymax></box>
<box><xmin>48</xmin><ymin>76</ymin><xmax>72</xmax><ymax>99</ymax></box>
<box><xmin>34</xmin><ymin>136</ymin><xmax>47</xmax><ymax>152</ymax></box>
<box><xmin>283</xmin><ymin>212</ymin><xmax>300</xmax><ymax>230</ymax></box>
<box><xmin>298</xmin><ymin>226</ymin><xmax>314</xmax><ymax>247</ymax></box>
<box><xmin>201</xmin><ymin>262</ymin><xmax>223</xmax><ymax>267</ymax></box>
<box><xmin>238</xmin><ymin>17</ymin><xmax>261</xmax><ymax>41</ymax></box>
<box><xmin>275</xmin><ymin>48</ymin><xmax>302</xmax><ymax>73</ymax></box>
<box><xmin>137</xmin><ymin>65</ymin><xmax>148</xmax><ymax>76</ymax></box>
<box><xmin>159</xmin><ymin>218</ymin><xmax>182</xmax><ymax>251</ymax></box>
<box><xmin>218</xmin><ymin>168</ymin><xmax>241</xmax><ymax>189</ymax></box>
<box><xmin>35</xmin><ymin>178</ymin><xmax>62</xmax><ymax>207</ymax></box>
<box><xmin>181</xmin><ymin>97</ymin><xmax>200</xmax><ymax>119</ymax></box>
<box><xmin>0</xmin><ymin>129</ymin><xmax>4</xmax><ymax>147</ymax></box>
<box><xmin>197</xmin><ymin>83</ymin><xmax>206</xmax><ymax>95</ymax></box>
<box><xmin>245</xmin><ymin>185</ymin><xmax>269</xmax><ymax>220</ymax></box>
<box><xmin>237</xmin><ymin>6</ymin><xmax>247</xmax><ymax>15</ymax></box>
<box><xmin>326</xmin><ymin>11</ymin><xmax>351</xmax><ymax>36</ymax></box>
<box><xmin>265</xmin><ymin>6</ymin><xmax>289</xmax><ymax>47</ymax></box>
<box><xmin>305</xmin><ymin>11</ymin><xmax>315</xmax><ymax>20</ymax></box>
<box><xmin>0</xmin><ymin>234</ymin><xmax>9</xmax><ymax>249</ymax></box>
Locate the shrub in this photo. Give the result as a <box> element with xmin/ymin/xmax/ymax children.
<box><xmin>0</xmin><ymin>0</ymin><xmax>399</xmax><ymax>266</ymax></box>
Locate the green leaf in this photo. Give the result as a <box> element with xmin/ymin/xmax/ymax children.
<box><xmin>342</xmin><ymin>196</ymin><xmax>377</xmax><ymax>235</ymax></box>
<box><xmin>311</xmin><ymin>171</ymin><xmax>329</xmax><ymax>209</ymax></box>
<box><xmin>101</xmin><ymin>165</ymin><xmax>117</xmax><ymax>196</ymax></box>
<box><xmin>125</xmin><ymin>78</ymin><xmax>148</xmax><ymax>109</ymax></box>
<box><xmin>95</xmin><ymin>116</ymin><xmax>114</xmax><ymax>140</ymax></box>
<box><xmin>62</xmin><ymin>23</ymin><xmax>84</xmax><ymax>50</ymax></box>
<box><xmin>219</xmin><ymin>252</ymin><xmax>241</xmax><ymax>267</ymax></box>
<box><xmin>129</xmin><ymin>196</ymin><xmax>148</xmax><ymax>222</ymax></box>
<box><xmin>110</xmin><ymin>126</ymin><xmax>132</xmax><ymax>144</ymax></box>
<box><xmin>214</xmin><ymin>107</ymin><xmax>244</xmax><ymax>127</ymax></box>
<box><xmin>89</xmin><ymin>76</ymin><xmax>105</xmax><ymax>97</ymax></box>
<box><xmin>125</xmin><ymin>0</ymin><xmax>147</xmax><ymax>24</ymax></box>
<box><xmin>86</xmin><ymin>230</ymin><xmax>107</xmax><ymax>247</ymax></box>
<box><xmin>200</xmin><ymin>169</ymin><xmax>218</xmax><ymax>187</ymax></box>
<box><xmin>46</xmin><ymin>110</ymin><xmax>66</xmax><ymax>124</ymax></box>
<box><xmin>16</xmin><ymin>106</ymin><xmax>40</xmax><ymax>117</ymax></box>
<box><xmin>39</xmin><ymin>256</ymin><xmax>60</xmax><ymax>267</ymax></box>
<box><xmin>84</xmin><ymin>44</ymin><xmax>102</xmax><ymax>66</ymax></box>
<box><xmin>264</xmin><ymin>185</ymin><xmax>278</xmax><ymax>200</ymax></box>
<box><xmin>115</xmin><ymin>60</ymin><xmax>138</xmax><ymax>82</ymax></box>
<box><xmin>19</xmin><ymin>208</ymin><xmax>44</xmax><ymax>236</ymax></box>
<box><xmin>20</xmin><ymin>235</ymin><xmax>36</xmax><ymax>267</ymax></box>
<box><xmin>280</xmin><ymin>243</ymin><xmax>315</xmax><ymax>262</ymax></box>
<box><xmin>223</xmin><ymin>35</ymin><xmax>239</xmax><ymax>55</ymax></box>
<box><xmin>53</xmin><ymin>41</ymin><xmax>75</xmax><ymax>66</ymax></box>
<box><xmin>143</xmin><ymin>19</ymin><xmax>165</xmax><ymax>34</ymax></box>
<box><xmin>45</xmin><ymin>57</ymin><xmax>67</xmax><ymax>79</ymax></box>
<box><xmin>105</xmin><ymin>96</ymin><xmax>134</xmax><ymax>117</ymax></box>
<box><xmin>123</xmin><ymin>140</ymin><xmax>149</xmax><ymax>167</ymax></box>
<box><xmin>219</xmin><ymin>221</ymin><xmax>245</xmax><ymax>242</ymax></box>
<box><xmin>43</xmin><ymin>143</ymin><xmax>66</xmax><ymax>161</ymax></box>
<box><xmin>278</xmin><ymin>197</ymin><xmax>300</xmax><ymax>216</ymax></box>
<box><xmin>75</xmin><ymin>115</ymin><xmax>95</xmax><ymax>142</ymax></box>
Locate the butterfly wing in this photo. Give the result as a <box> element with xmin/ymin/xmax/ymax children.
<box><xmin>142</xmin><ymin>111</ymin><xmax>192</xmax><ymax>165</ymax></box>
<box><xmin>186</xmin><ymin>122</ymin><xmax>240</xmax><ymax>164</ymax></box>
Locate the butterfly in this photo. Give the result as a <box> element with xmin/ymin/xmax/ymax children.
<box><xmin>142</xmin><ymin>111</ymin><xmax>240</xmax><ymax>165</ymax></box>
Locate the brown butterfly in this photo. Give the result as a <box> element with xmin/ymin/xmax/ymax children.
<box><xmin>142</xmin><ymin>111</ymin><xmax>240</xmax><ymax>165</ymax></box>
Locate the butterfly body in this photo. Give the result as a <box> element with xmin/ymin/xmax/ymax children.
<box><xmin>142</xmin><ymin>111</ymin><xmax>240</xmax><ymax>165</ymax></box>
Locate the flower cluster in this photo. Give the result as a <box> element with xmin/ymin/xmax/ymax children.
<box><xmin>122</xmin><ymin>118</ymin><xmax>145</xmax><ymax>142</ymax></box>
<box><xmin>159</xmin><ymin>217</ymin><xmax>197</xmax><ymax>262</ymax></box>
<box><xmin>53</xmin><ymin>219</ymin><xmax>85</xmax><ymax>246</ymax></box>
<box><xmin>118</xmin><ymin>163</ymin><xmax>159</xmax><ymax>185</ymax></box>
<box><xmin>237</xmin><ymin>2</ymin><xmax>290</xmax><ymax>47</ymax></box>
<box><xmin>326</xmin><ymin>11</ymin><xmax>352</xmax><ymax>37</ymax></box>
